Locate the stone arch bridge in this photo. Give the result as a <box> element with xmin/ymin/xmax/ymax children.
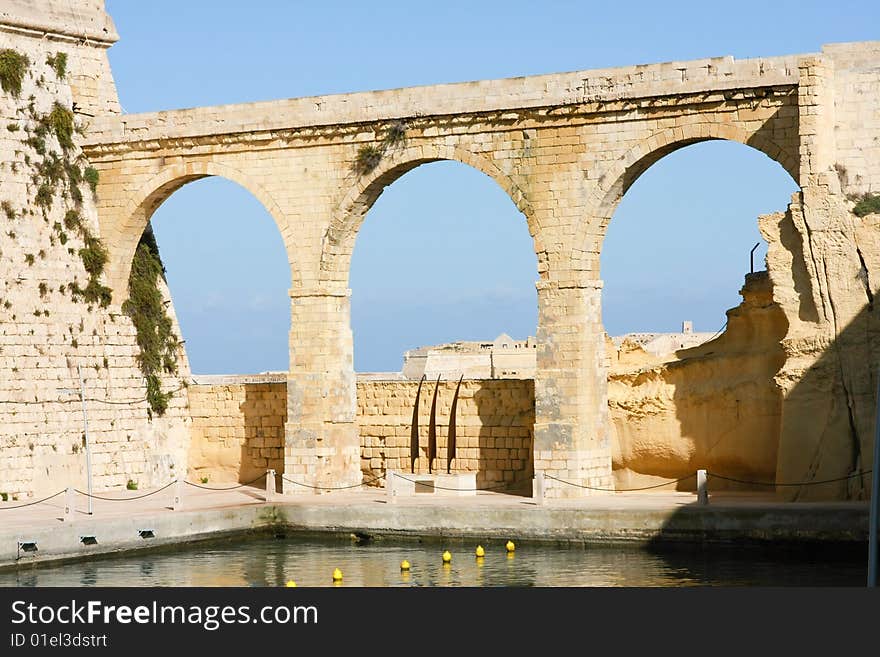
<box><xmin>82</xmin><ymin>42</ymin><xmax>879</xmax><ymax>497</ymax></box>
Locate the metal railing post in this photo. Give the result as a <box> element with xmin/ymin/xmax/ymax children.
<box><xmin>697</xmin><ymin>469</ymin><xmax>709</xmax><ymax>505</ymax></box>
<box><xmin>265</xmin><ymin>469</ymin><xmax>276</xmax><ymax>502</ymax></box>
<box><xmin>533</xmin><ymin>471</ymin><xmax>545</xmax><ymax>506</ymax></box>
<box><xmin>172</xmin><ymin>479</ymin><xmax>183</xmax><ymax>511</ymax></box>
<box><xmin>63</xmin><ymin>486</ymin><xmax>74</xmax><ymax>522</ymax></box>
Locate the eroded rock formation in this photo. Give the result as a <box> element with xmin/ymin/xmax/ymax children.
<box><xmin>608</xmin><ymin>271</ymin><xmax>787</xmax><ymax>491</ymax></box>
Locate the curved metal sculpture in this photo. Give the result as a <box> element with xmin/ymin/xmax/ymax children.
<box><xmin>410</xmin><ymin>374</ymin><xmax>426</xmax><ymax>473</ymax></box>
<box><xmin>428</xmin><ymin>375</ymin><xmax>440</xmax><ymax>474</ymax></box>
<box><xmin>447</xmin><ymin>375</ymin><xmax>463</xmax><ymax>473</ymax></box>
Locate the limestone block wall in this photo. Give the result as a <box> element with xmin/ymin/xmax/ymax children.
<box><xmin>823</xmin><ymin>42</ymin><xmax>880</xmax><ymax>195</ymax></box>
<box><xmin>402</xmin><ymin>351</ymin><xmax>492</xmax><ymax>380</ymax></box>
<box><xmin>186</xmin><ymin>375</ymin><xmax>286</xmax><ymax>485</ymax></box>
<box><xmin>0</xmin><ymin>4</ymin><xmax>190</xmax><ymax>500</ymax></box>
<box><xmin>82</xmin><ymin>42</ymin><xmax>813</xmax><ymax>498</ymax></box>
<box><xmin>0</xmin><ymin>1</ymin><xmax>121</xmax><ymax>117</ymax></box>
<box><xmin>358</xmin><ymin>378</ymin><xmax>535</xmax><ymax>490</ymax></box>
<box><xmin>14</xmin><ymin>19</ymin><xmax>877</xmax><ymax>501</ymax></box>
<box><xmin>186</xmin><ymin>376</ymin><xmax>536</xmax><ymax>491</ymax></box>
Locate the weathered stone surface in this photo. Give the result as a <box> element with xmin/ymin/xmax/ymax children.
<box><xmin>0</xmin><ymin>1</ymin><xmax>189</xmax><ymax>499</ymax></box>
<box><xmin>187</xmin><ymin>376</ymin><xmax>535</xmax><ymax>491</ymax></box>
<box><xmin>608</xmin><ymin>272</ymin><xmax>787</xmax><ymax>491</ymax></box>
<box><xmin>3</xmin><ymin>1</ymin><xmax>879</xmax><ymax>500</ymax></box>
<box><xmin>61</xmin><ymin>36</ymin><xmax>880</xmax><ymax>500</ymax></box>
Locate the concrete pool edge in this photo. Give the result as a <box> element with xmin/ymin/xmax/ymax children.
<box><xmin>0</xmin><ymin>497</ymin><xmax>869</xmax><ymax>571</ymax></box>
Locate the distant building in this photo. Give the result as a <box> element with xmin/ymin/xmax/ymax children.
<box><xmin>610</xmin><ymin>321</ymin><xmax>716</xmax><ymax>357</ymax></box>
<box><xmin>400</xmin><ymin>322</ymin><xmax>716</xmax><ymax>380</ymax></box>
<box><xmin>402</xmin><ymin>333</ymin><xmax>537</xmax><ymax>380</ymax></box>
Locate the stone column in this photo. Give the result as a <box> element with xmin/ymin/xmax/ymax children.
<box><xmin>284</xmin><ymin>285</ymin><xmax>361</xmax><ymax>493</ymax></box>
<box><xmin>533</xmin><ymin>280</ymin><xmax>613</xmax><ymax>498</ymax></box>
<box><xmin>797</xmin><ymin>55</ymin><xmax>835</xmax><ymax>190</ymax></box>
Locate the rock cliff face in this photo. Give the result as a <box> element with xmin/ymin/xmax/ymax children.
<box><xmin>609</xmin><ymin>185</ymin><xmax>880</xmax><ymax>500</ymax></box>
<box><xmin>608</xmin><ymin>271</ymin><xmax>787</xmax><ymax>491</ymax></box>
<box><xmin>0</xmin><ymin>3</ymin><xmax>191</xmax><ymax>499</ymax></box>
<box><xmin>762</xmin><ymin>190</ymin><xmax>880</xmax><ymax>500</ymax></box>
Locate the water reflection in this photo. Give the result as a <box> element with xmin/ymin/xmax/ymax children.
<box><xmin>0</xmin><ymin>536</ymin><xmax>865</xmax><ymax>587</ymax></box>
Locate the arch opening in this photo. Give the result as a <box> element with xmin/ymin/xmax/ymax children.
<box><xmin>346</xmin><ymin>158</ymin><xmax>539</xmax><ymax>492</ymax></box>
<box><xmin>599</xmin><ymin>139</ymin><xmax>799</xmax><ymax>493</ymax></box>
<box><xmin>128</xmin><ymin>175</ymin><xmax>292</xmax><ymax>487</ymax></box>
<box><xmin>142</xmin><ymin>176</ymin><xmax>292</xmax><ymax>375</ymax></box>
<box><xmin>350</xmin><ymin>159</ymin><xmax>538</xmax><ymax>373</ymax></box>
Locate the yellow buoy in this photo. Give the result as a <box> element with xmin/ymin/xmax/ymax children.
<box><xmin>400</xmin><ymin>560</ymin><xmax>411</xmax><ymax>571</ymax></box>
<box><xmin>285</xmin><ymin>580</ymin><xmax>297</xmax><ymax>588</ymax></box>
<box><xmin>332</xmin><ymin>568</ymin><xmax>343</xmax><ymax>582</ymax></box>
<box><xmin>476</xmin><ymin>556</ymin><xmax>485</xmax><ymax>567</ymax></box>
<box><xmin>475</xmin><ymin>545</ymin><xmax>485</xmax><ymax>557</ymax></box>
<box><xmin>506</xmin><ymin>540</ymin><xmax>515</xmax><ymax>553</ymax></box>
<box><xmin>442</xmin><ymin>550</ymin><xmax>452</xmax><ymax>563</ymax></box>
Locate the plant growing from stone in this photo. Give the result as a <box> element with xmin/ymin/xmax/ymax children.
<box><xmin>0</xmin><ymin>48</ymin><xmax>29</xmax><ymax>96</ymax></box>
<box><xmin>854</xmin><ymin>194</ymin><xmax>880</xmax><ymax>217</ymax></box>
<box><xmin>84</xmin><ymin>167</ymin><xmax>99</xmax><ymax>195</ymax></box>
<box><xmin>46</xmin><ymin>52</ymin><xmax>67</xmax><ymax>80</ymax></box>
<box><xmin>352</xmin><ymin>121</ymin><xmax>409</xmax><ymax>175</ymax></box>
<box><xmin>354</xmin><ymin>145</ymin><xmax>383</xmax><ymax>175</ymax></box>
<box><xmin>122</xmin><ymin>225</ymin><xmax>180</xmax><ymax>417</ymax></box>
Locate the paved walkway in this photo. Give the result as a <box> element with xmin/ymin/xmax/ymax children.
<box><xmin>0</xmin><ymin>482</ymin><xmax>869</xmax><ymax>569</ymax></box>
<box><xmin>0</xmin><ymin>484</ymin><xmax>808</xmax><ymax>530</ymax></box>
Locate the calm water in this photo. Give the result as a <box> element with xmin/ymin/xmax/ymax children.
<box><xmin>0</xmin><ymin>534</ymin><xmax>867</xmax><ymax>587</ymax></box>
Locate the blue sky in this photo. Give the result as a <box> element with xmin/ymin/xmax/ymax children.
<box><xmin>104</xmin><ymin>0</ymin><xmax>877</xmax><ymax>374</ymax></box>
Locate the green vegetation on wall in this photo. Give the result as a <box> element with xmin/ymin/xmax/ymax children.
<box><xmin>1</xmin><ymin>46</ymin><xmax>114</xmax><ymax>358</ymax></box>
<box><xmin>122</xmin><ymin>225</ymin><xmax>180</xmax><ymax>417</ymax></box>
<box><xmin>0</xmin><ymin>49</ymin><xmax>29</xmax><ymax>96</ymax></box>
<box><xmin>853</xmin><ymin>194</ymin><xmax>880</xmax><ymax>218</ymax></box>
<box><xmin>83</xmin><ymin>166</ymin><xmax>99</xmax><ymax>195</ymax></box>
<box><xmin>45</xmin><ymin>52</ymin><xmax>67</xmax><ymax>80</ymax></box>
<box><xmin>46</xmin><ymin>102</ymin><xmax>75</xmax><ymax>150</ymax></box>
<box><xmin>353</xmin><ymin>121</ymin><xmax>408</xmax><ymax>175</ymax></box>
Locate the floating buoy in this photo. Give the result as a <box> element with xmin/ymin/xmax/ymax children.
<box><xmin>400</xmin><ymin>560</ymin><xmax>411</xmax><ymax>571</ymax></box>
<box><xmin>332</xmin><ymin>568</ymin><xmax>343</xmax><ymax>582</ymax></box>
<box><xmin>505</xmin><ymin>540</ymin><xmax>515</xmax><ymax>553</ymax></box>
<box><xmin>475</xmin><ymin>545</ymin><xmax>485</xmax><ymax>558</ymax></box>
<box><xmin>442</xmin><ymin>550</ymin><xmax>452</xmax><ymax>563</ymax></box>
<box><xmin>285</xmin><ymin>580</ymin><xmax>297</xmax><ymax>588</ymax></box>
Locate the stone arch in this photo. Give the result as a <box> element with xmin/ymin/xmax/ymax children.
<box><xmin>105</xmin><ymin>160</ymin><xmax>296</xmax><ymax>300</ymax></box>
<box><xmin>318</xmin><ymin>142</ymin><xmax>541</xmax><ymax>286</ymax></box>
<box><xmin>581</xmin><ymin>122</ymin><xmax>799</xmax><ymax>264</ymax></box>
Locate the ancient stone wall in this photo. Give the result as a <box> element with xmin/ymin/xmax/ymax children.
<box><xmin>82</xmin><ymin>42</ymin><xmax>806</xmax><ymax>497</ymax></box>
<box><xmin>0</xmin><ymin>2</ymin><xmax>190</xmax><ymax>499</ymax></box>
<box><xmin>187</xmin><ymin>376</ymin><xmax>535</xmax><ymax>491</ymax></box>
<box><xmin>823</xmin><ymin>42</ymin><xmax>880</xmax><ymax>196</ymax></box>
<box><xmin>186</xmin><ymin>375</ymin><xmax>286</xmax><ymax>485</ymax></box>
<box><xmin>0</xmin><ymin>0</ymin><xmax>120</xmax><ymax>116</ymax></box>
<box><xmin>4</xmin><ymin>4</ymin><xmax>878</xmax><ymax>502</ymax></box>
<box><xmin>358</xmin><ymin>378</ymin><xmax>534</xmax><ymax>490</ymax></box>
